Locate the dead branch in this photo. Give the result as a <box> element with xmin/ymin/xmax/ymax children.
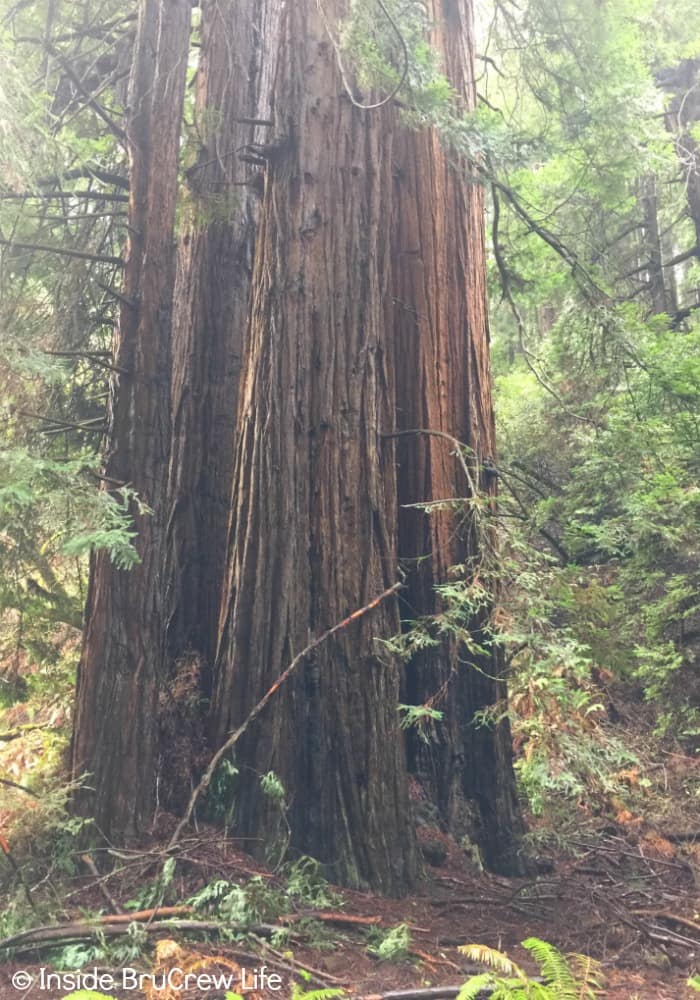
<box><xmin>167</xmin><ymin>581</ymin><xmax>403</xmax><ymax>850</ymax></box>
<box><xmin>0</xmin><ymin>236</ymin><xmax>122</xmax><ymax>265</ymax></box>
<box><xmin>0</xmin><ymin>920</ymin><xmax>224</xmax><ymax>955</ymax></box>
<box><xmin>358</xmin><ymin>987</ymin><xmax>492</xmax><ymax>1000</ymax></box>
<box><xmin>36</xmin><ymin>167</ymin><xmax>129</xmax><ymax>191</ymax></box>
<box><xmin>280</xmin><ymin>911</ymin><xmax>382</xmax><ymax>927</ymax></box>
<box><xmin>0</xmin><ymin>777</ymin><xmax>39</xmax><ymax>797</ymax></box>
<box><xmin>0</xmin><ymin>191</ymin><xmax>129</xmax><ymax>203</ymax></box>
<box><xmin>630</xmin><ymin>909</ymin><xmax>700</xmax><ymax>935</ymax></box>
<box><xmin>80</xmin><ymin>855</ymin><xmax>125</xmax><ymax>915</ymax></box>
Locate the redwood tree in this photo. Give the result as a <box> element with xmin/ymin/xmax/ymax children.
<box><xmin>165</xmin><ymin>0</ymin><xmax>280</xmax><ymax>675</ymax></box>
<box><xmin>210</xmin><ymin>0</ymin><xmax>418</xmax><ymax>892</ymax></box>
<box><xmin>391</xmin><ymin>0</ymin><xmax>526</xmax><ymax>874</ymax></box>
<box><xmin>71</xmin><ymin>0</ymin><xmax>527</xmax><ymax>885</ymax></box>
<box><xmin>71</xmin><ymin>0</ymin><xmax>191</xmax><ymax>836</ymax></box>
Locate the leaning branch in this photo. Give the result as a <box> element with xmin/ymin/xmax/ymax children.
<box><xmin>167</xmin><ymin>581</ymin><xmax>403</xmax><ymax>850</ymax></box>
<box><xmin>36</xmin><ymin>166</ymin><xmax>129</xmax><ymax>191</ymax></box>
<box><xmin>0</xmin><ymin>191</ymin><xmax>129</xmax><ymax>203</ymax></box>
<box><xmin>0</xmin><ymin>236</ymin><xmax>122</xmax><ymax>266</ymax></box>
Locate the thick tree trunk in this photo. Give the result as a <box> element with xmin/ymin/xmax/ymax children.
<box><xmin>161</xmin><ymin>0</ymin><xmax>280</xmax><ymax>815</ymax></box>
<box><xmin>210</xmin><ymin>0</ymin><xmax>417</xmax><ymax>893</ymax></box>
<box><xmin>391</xmin><ymin>0</ymin><xmax>527</xmax><ymax>875</ymax></box>
<box><xmin>165</xmin><ymin>0</ymin><xmax>279</xmax><ymax>679</ymax></box>
<box><xmin>71</xmin><ymin>0</ymin><xmax>190</xmax><ymax>837</ymax></box>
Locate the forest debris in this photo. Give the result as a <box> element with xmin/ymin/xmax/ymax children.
<box><xmin>280</xmin><ymin>911</ymin><xmax>383</xmax><ymax>926</ymax></box>
<box><xmin>410</xmin><ymin>947</ymin><xmax>462</xmax><ymax>972</ymax></box>
<box><xmin>358</xmin><ymin>987</ymin><xmax>491</xmax><ymax>1000</ymax></box>
<box><xmin>0</xmin><ymin>919</ymin><xmax>225</xmax><ymax>955</ymax></box>
<box><xmin>80</xmin><ymin>853</ymin><xmax>125</xmax><ymax>915</ymax></box>
<box><xmin>630</xmin><ymin>909</ymin><xmax>700</xmax><ymax>934</ymax></box>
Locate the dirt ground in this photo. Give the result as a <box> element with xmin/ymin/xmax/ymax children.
<box><xmin>1</xmin><ymin>816</ymin><xmax>698</xmax><ymax>1000</ymax></box>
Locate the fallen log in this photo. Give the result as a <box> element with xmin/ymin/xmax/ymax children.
<box><xmin>0</xmin><ymin>917</ymin><xmax>280</xmax><ymax>955</ymax></box>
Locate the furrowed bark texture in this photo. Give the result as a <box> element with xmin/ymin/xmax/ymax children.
<box><xmin>391</xmin><ymin>0</ymin><xmax>526</xmax><ymax>874</ymax></box>
<box><xmin>211</xmin><ymin>0</ymin><xmax>417</xmax><ymax>893</ymax></box>
<box><xmin>165</xmin><ymin>0</ymin><xmax>280</xmax><ymax>679</ymax></box>
<box><xmin>71</xmin><ymin>0</ymin><xmax>191</xmax><ymax>836</ymax></box>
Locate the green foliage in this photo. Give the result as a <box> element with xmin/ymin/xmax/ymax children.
<box><xmin>283</xmin><ymin>856</ymin><xmax>343</xmax><ymax>909</ymax></box>
<box><xmin>188</xmin><ymin>855</ymin><xmax>341</xmax><ymax>933</ymax></box>
<box><xmin>366</xmin><ymin>922</ymin><xmax>411</xmax><ymax>961</ymax></box>
<box><xmin>53</xmin><ymin>921</ymin><xmax>149</xmax><ymax>971</ymax></box>
<box><xmin>63</xmin><ymin>993</ymin><xmax>118</xmax><ymax>1000</ymax></box>
<box><xmin>204</xmin><ymin>753</ymin><xmax>238</xmax><ymax>822</ymax></box>
<box><xmin>126</xmin><ymin>857</ymin><xmax>177</xmax><ymax>912</ymax></box>
<box><xmin>260</xmin><ymin>770</ymin><xmax>286</xmax><ymax>802</ymax></box>
<box><xmin>458</xmin><ymin>938</ymin><xmax>602</xmax><ymax>999</ymax></box>
<box><xmin>290</xmin><ymin>987</ymin><xmax>345</xmax><ymax>1000</ymax></box>
<box><xmin>398</xmin><ymin>703</ymin><xmax>444</xmax><ymax>744</ymax></box>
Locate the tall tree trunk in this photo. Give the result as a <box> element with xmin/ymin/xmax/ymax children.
<box><xmin>71</xmin><ymin>0</ymin><xmax>190</xmax><ymax>837</ymax></box>
<box><xmin>165</xmin><ymin>0</ymin><xmax>278</xmax><ymax>678</ymax></box>
<box><xmin>391</xmin><ymin>0</ymin><xmax>527</xmax><ymax>875</ymax></box>
<box><xmin>162</xmin><ymin>0</ymin><xmax>280</xmax><ymax>815</ymax></box>
<box><xmin>210</xmin><ymin>0</ymin><xmax>417</xmax><ymax>893</ymax></box>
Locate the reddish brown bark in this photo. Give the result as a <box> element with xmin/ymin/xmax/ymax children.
<box><xmin>391</xmin><ymin>0</ymin><xmax>526</xmax><ymax>874</ymax></box>
<box><xmin>210</xmin><ymin>0</ymin><xmax>417</xmax><ymax>893</ymax></box>
<box><xmin>71</xmin><ymin>0</ymin><xmax>191</xmax><ymax>837</ymax></box>
<box><xmin>165</xmin><ymin>0</ymin><xmax>280</xmax><ymax>679</ymax></box>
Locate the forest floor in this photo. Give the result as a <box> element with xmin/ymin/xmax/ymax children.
<box><xmin>1</xmin><ymin>797</ymin><xmax>698</xmax><ymax>1000</ymax></box>
<box><xmin>1</xmin><ymin>692</ymin><xmax>699</xmax><ymax>999</ymax></box>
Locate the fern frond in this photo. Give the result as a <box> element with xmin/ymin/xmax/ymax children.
<box><xmin>456</xmin><ymin>973</ymin><xmax>497</xmax><ymax>1000</ymax></box>
<box><xmin>522</xmin><ymin>938</ymin><xmax>577</xmax><ymax>998</ymax></box>
<box><xmin>290</xmin><ymin>988</ymin><xmax>345</xmax><ymax>1000</ymax></box>
<box><xmin>458</xmin><ymin>943</ymin><xmax>524</xmax><ymax>980</ymax></box>
<box><xmin>568</xmin><ymin>952</ymin><xmax>604</xmax><ymax>998</ymax></box>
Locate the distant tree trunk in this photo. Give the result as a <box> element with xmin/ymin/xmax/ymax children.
<box><xmin>640</xmin><ymin>175</ymin><xmax>671</xmax><ymax>315</ymax></box>
<box><xmin>658</xmin><ymin>59</ymin><xmax>700</xmax><ymax>309</ymax></box>
<box><xmin>211</xmin><ymin>0</ymin><xmax>417</xmax><ymax>893</ymax></box>
<box><xmin>71</xmin><ymin>0</ymin><xmax>191</xmax><ymax>837</ymax></box>
<box><xmin>391</xmin><ymin>0</ymin><xmax>527</xmax><ymax>875</ymax></box>
<box><xmin>165</xmin><ymin>0</ymin><xmax>278</xmax><ymax>678</ymax></box>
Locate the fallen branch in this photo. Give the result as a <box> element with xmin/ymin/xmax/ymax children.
<box><xmin>280</xmin><ymin>911</ymin><xmax>382</xmax><ymax>927</ymax></box>
<box><xmin>168</xmin><ymin>581</ymin><xmax>403</xmax><ymax>849</ymax></box>
<box><xmin>0</xmin><ymin>920</ymin><xmax>224</xmax><ymax>955</ymax></box>
<box><xmin>630</xmin><ymin>909</ymin><xmax>700</xmax><ymax>935</ymax></box>
<box><xmin>248</xmin><ymin>931</ymin><xmax>343</xmax><ymax>987</ymax></box>
<box><xmin>358</xmin><ymin>987</ymin><xmax>491</xmax><ymax>1000</ymax></box>
<box><xmin>103</xmin><ymin>906</ymin><xmax>194</xmax><ymax>923</ymax></box>
<box><xmin>0</xmin><ymin>916</ymin><xmax>285</xmax><ymax>955</ymax></box>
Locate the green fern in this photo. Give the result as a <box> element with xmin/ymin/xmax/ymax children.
<box><xmin>289</xmin><ymin>987</ymin><xmax>345</xmax><ymax>1000</ymax></box>
<box><xmin>458</xmin><ymin>938</ymin><xmax>602</xmax><ymax>1000</ymax></box>
<box><xmin>456</xmin><ymin>973</ymin><xmax>499</xmax><ymax>1000</ymax></box>
<box><xmin>522</xmin><ymin>938</ymin><xmax>578</xmax><ymax>998</ymax></box>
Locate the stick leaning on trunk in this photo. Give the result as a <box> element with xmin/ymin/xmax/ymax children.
<box><xmin>167</xmin><ymin>581</ymin><xmax>403</xmax><ymax>851</ymax></box>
